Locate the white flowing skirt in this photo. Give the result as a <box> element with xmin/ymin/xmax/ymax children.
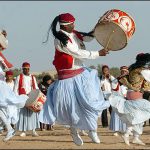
<box><xmin>39</xmin><ymin>68</ymin><xmax>110</xmax><ymax>130</ymax></box>
<box><xmin>17</xmin><ymin>107</ymin><xmax>40</xmax><ymax>131</ymax></box>
<box><xmin>109</xmin><ymin>92</ymin><xmax>150</xmax><ymax>125</ymax></box>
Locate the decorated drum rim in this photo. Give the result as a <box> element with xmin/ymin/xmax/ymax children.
<box><xmin>25</xmin><ymin>91</ymin><xmax>46</xmax><ymax>107</ymax></box>
<box><xmin>98</xmin><ymin>9</ymin><xmax>136</xmax><ymax>39</ymax></box>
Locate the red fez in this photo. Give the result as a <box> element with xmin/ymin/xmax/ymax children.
<box><xmin>6</xmin><ymin>70</ymin><xmax>13</xmax><ymax>76</ymax></box>
<box><xmin>22</xmin><ymin>62</ymin><xmax>30</xmax><ymax>68</ymax></box>
<box><xmin>59</xmin><ymin>13</ymin><xmax>75</xmax><ymax>25</ymax></box>
<box><xmin>120</xmin><ymin>66</ymin><xmax>129</xmax><ymax>72</ymax></box>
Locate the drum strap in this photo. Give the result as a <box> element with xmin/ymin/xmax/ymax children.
<box><xmin>73</xmin><ymin>30</ymin><xmax>83</xmax><ymax>41</ymax></box>
<box><xmin>31</xmin><ymin>75</ymin><xmax>36</xmax><ymax>90</ymax></box>
<box><xmin>18</xmin><ymin>74</ymin><xmax>26</xmax><ymax>95</ymax></box>
<box><xmin>68</xmin><ymin>31</ymin><xmax>83</xmax><ymax>43</ymax></box>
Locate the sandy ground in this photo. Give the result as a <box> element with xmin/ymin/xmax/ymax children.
<box><xmin>0</xmin><ymin>120</ymin><xmax>150</xmax><ymax>149</ymax></box>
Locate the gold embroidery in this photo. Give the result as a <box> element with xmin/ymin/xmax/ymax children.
<box><xmin>119</xmin><ymin>67</ymin><xmax>150</xmax><ymax>91</ymax></box>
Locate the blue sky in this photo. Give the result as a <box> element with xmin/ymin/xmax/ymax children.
<box><xmin>0</xmin><ymin>1</ymin><xmax>149</xmax><ymax>72</ymax></box>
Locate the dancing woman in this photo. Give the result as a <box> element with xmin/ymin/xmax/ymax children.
<box><xmin>39</xmin><ymin>13</ymin><xmax>110</xmax><ymax>146</ymax></box>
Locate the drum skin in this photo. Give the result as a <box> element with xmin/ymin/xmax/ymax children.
<box><xmin>94</xmin><ymin>9</ymin><xmax>135</xmax><ymax>51</ymax></box>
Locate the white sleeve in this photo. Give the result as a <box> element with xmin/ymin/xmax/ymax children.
<box><xmin>55</xmin><ymin>39</ymin><xmax>99</xmax><ymax>59</ymax></box>
<box><xmin>100</xmin><ymin>80</ymin><xmax>104</xmax><ymax>87</ymax></box>
<box><xmin>110</xmin><ymin>76</ymin><xmax>116</xmax><ymax>81</ymax></box>
<box><xmin>120</xmin><ymin>85</ymin><xmax>128</xmax><ymax>96</ymax></box>
<box><xmin>33</xmin><ymin>76</ymin><xmax>39</xmax><ymax>89</ymax></box>
<box><xmin>111</xmin><ymin>78</ymin><xmax>119</xmax><ymax>90</ymax></box>
<box><xmin>13</xmin><ymin>76</ymin><xmax>20</xmax><ymax>95</ymax></box>
<box><xmin>141</xmin><ymin>69</ymin><xmax>150</xmax><ymax>82</ymax></box>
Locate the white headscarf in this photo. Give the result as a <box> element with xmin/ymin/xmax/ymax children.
<box><xmin>141</xmin><ymin>69</ymin><xmax>150</xmax><ymax>82</ymax></box>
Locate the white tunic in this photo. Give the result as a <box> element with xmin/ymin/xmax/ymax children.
<box><xmin>141</xmin><ymin>69</ymin><xmax>150</xmax><ymax>84</ymax></box>
<box><xmin>14</xmin><ymin>74</ymin><xmax>39</xmax><ymax>95</ymax></box>
<box><xmin>54</xmin><ymin>29</ymin><xmax>99</xmax><ymax>70</ymax></box>
<box><xmin>6</xmin><ymin>81</ymin><xmax>15</xmax><ymax>91</ymax></box>
<box><xmin>14</xmin><ymin>74</ymin><xmax>40</xmax><ymax>131</ymax></box>
<box><xmin>100</xmin><ymin>75</ymin><xmax>116</xmax><ymax>93</ymax></box>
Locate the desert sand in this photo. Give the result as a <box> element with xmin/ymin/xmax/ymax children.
<box><xmin>0</xmin><ymin>120</ymin><xmax>150</xmax><ymax>149</ymax></box>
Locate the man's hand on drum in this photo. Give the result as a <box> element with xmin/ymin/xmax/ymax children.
<box><xmin>99</xmin><ymin>49</ymin><xmax>109</xmax><ymax>56</ymax></box>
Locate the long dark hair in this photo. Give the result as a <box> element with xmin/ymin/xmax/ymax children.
<box><xmin>77</xmin><ymin>31</ymin><xmax>94</xmax><ymax>37</ymax></box>
<box><xmin>43</xmin><ymin>16</ymin><xmax>94</xmax><ymax>46</ymax></box>
<box><xmin>129</xmin><ymin>53</ymin><xmax>150</xmax><ymax>71</ymax></box>
<box><xmin>43</xmin><ymin>15</ymin><xmax>69</xmax><ymax>46</ymax></box>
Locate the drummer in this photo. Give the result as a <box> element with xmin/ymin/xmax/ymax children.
<box><xmin>39</xmin><ymin>13</ymin><xmax>110</xmax><ymax>146</ymax></box>
<box><xmin>14</xmin><ymin>62</ymin><xmax>40</xmax><ymax>137</ymax></box>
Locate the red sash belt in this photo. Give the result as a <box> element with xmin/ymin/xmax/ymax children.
<box><xmin>58</xmin><ymin>68</ymin><xmax>84</xmax><ymax>80</ymax></box>
<box><xmin>126</xmin><ymin>91</ymin><xmax>143</xmax><ymax>100</ymax></box>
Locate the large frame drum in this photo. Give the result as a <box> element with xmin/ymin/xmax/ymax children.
<box><xmin>94</xmin><ymin>9</ymin><xmax>135</xmax><ymax>51</ymax></box>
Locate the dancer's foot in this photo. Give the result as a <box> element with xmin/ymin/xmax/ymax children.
<box><xmin>88</xmin><ymin>131</ymin><xmax>100</xmax><ymax>144</ymax></box>
<box><xmin>3</xmin><ymin>129</ymin><xmax>15</xmax><ymax>142</ymax></box>
<box><xmin>32</xmin><ymin>131</ymin><xmax>39</xmax><ymax>137</ymax></box>
<box><xmin>70</xmin><ymin>127</ymin><xmax>83</xmax><ymax>146</ymax></box>
<box><xmin>132</xmin><ymin>138</ymin><xmax>145</xmax><ymax>145</ymax></box>
<box><xmin>113</xmin><ymin>132</ymin><xmax>119</xmax><ymax>136</ymax></box>
<box><xmin>122</xmin><ymin>135</ymin><xmax>130</xmax><ymax>146</ymax></box>
<box><xmin>20</xmin><ymin>132</ymin><xmax>26</xmax><ymax>137</ymax></box>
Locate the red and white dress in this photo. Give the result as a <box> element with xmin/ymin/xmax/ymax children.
<box><xmin>53</xmin><ymin>30</ymin><xmax>99</xmax><ymax>79</ymax></box>
<box><xmin>14</xmin><ymin>74</ymin><xmax>40</xmax><ymax>131</ymax></box>
<box><xmin>39</xmin><ymin>29</ymin><xmax>110</xmax><ymax>131</ymax></box>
